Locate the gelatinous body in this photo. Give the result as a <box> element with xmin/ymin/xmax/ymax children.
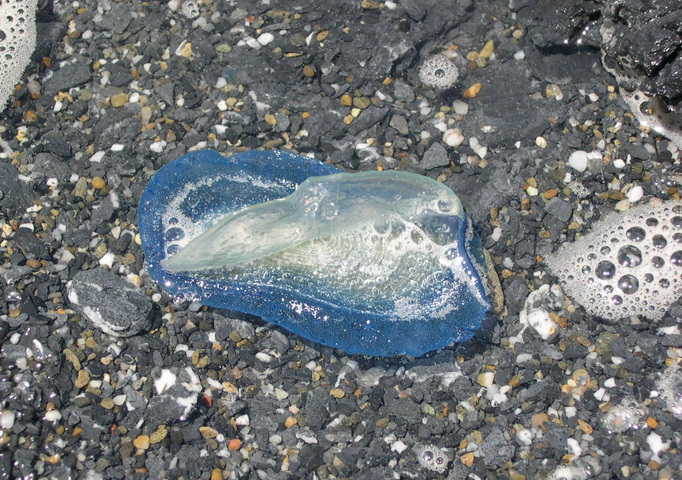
<box><xmin>139</xmin><ymin>150</ymin><xmax>492</xmax><ymax>356</ymax></box>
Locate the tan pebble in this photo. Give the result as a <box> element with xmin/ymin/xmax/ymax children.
<box><xmin>211</xmin><ymin>468</ymin><xmax>224</xmax><ymax>480</ymax></box>
<box><xmin>100</xmin><ymin>398</ymin><xmax>115</xmax><ymax>410</ymax></box>
<box><xmin>577</xmin><ymin>419</ymin><xmax>593</xmax><ymax>434</ymax></box>
<box><xmin>110</xmin><ymin>93</ymin><xmax>129</xmax><ymax>108</ymax></box>
<box><xmin>460</xmin><ymin>451</ymin><xmax>475</xmax><ymax>467</ymax></box>
<box><xmin>284</xmin><ymin>416</ymin><xmax>298</xmax><ymax>428</ymax></box>
<box><xmin>133</xmin><ymin>435</ymin><xmax>151</xmax><ymax>450</ymax></box>
<box><xmin>647</xmin><ymin>416</ymin><xmax>658</xmax><ymax>429</ymax></box>
<box><xmin>200</xmin><ymin>426</ymin><xmax>219</xmax><ymax>439</ymax></box>
<box><xmin>85</xmin><ymin>336</ymin><xmax>98</xmax><ymax>349</ymax></box>
<box><xmin>264</xmin><ymin>114</ymin><xmax>277</xmax><ymax>126</ymax></box>
<box><xmin>180</xmin><ymin>42</ymin><xmax>193</xmax><ymax>58</ymax></box>
<box><xmin>329</xmin><ymin>388</ymin><xmax>345</xmax><ymax>399</ymax></box>
<box><xmin>316</xmin><ymin>30</ymin><xmax>329</xmax><ymax>42</ymax></box>
<box><xmin>462</xmin><ymin>83</ymin><xmax>482</xmax><ymax>98</ymax></box>
<box><xmin>149</xmin><ymin>426</ymin><xmax>167</xmax><ymax>444</ymax></box>
<box><xmin>531</xmin><ymin>412</ymin><xmax>549</xmax><ymax>428</ymax></box>
<box><xmin>546</xmin><ymin>84</ymin><xmax>562</xmax><ymax>98</ymax></box>
<box><xmin>302</xmin><ymin>65</ymin><xmax>316</xmax><ymax>78</ymax></box>
<box><xmin>352</xmin><ymin>96</ymin><xmax>371</xmax><ymax>109</ymax></box>
<box><xmin>343</xmin><ymin>114</ymin><xmax>354</xmax><ymax>124</ymax></box>
<box><xmin>479</xmin><ymin>40</ymin><xmax>494</xmax><ymax>59</ymax></box>
<box><xmin>340</xmin><ymin>94</ymin><xmax>353</xmax><ymax>106</ymax></box>
<box><xmin>477</xmin><ymin>371</ymin><xmax>494</xmax><ymax>387</ymax></box>
<box><xmin>63</xmin><ymin>349</ymin><xmax>81</xmax><ymax>371</ymax></box>
<box><xmin>466</xmin><ymin>51</ymin><xmax>478</xmax><ymax>61</ymax></box>
<box><xmin>74</xmin><ymin>369</ymin><xmax>90</xmax><ymax>388</ymax></box>
<box><xmin>25</xmin><ymin>259</ymin><xmax>41</xmax><ymax>269</ymax></box>
<box><xmin>92</xmin><ymin>177</ymin><xmax>106</xmax><ymax>189</ymax></box>
<box><xmin>544</xmin><ymin>188</ymin><xmax>558</xmax><ymax>199</ymax></box>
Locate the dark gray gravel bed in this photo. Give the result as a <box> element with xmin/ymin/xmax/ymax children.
<box><xmin>1</xmin><ymin>0</ymin><xmax>681</xmax><ymax>479</ymax></box>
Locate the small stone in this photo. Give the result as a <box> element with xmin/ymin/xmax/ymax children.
<box><xmin>302</xmin><ymin>65</ymin><xmax>316</xmax><ymax>78</ymax></box>
<box><xmin>443</xmin><ymin>128</ymin><xmax>464</xmax><ymax>147</ymax></box>
<box><xmin>211</xmin><ymin>468</ymin><xmax>224</xmax><ymax>480</ymax></box>
<box><xmin>92</xmin><ymin>177</ymin><xmax>106</xmax><ymax>189</ymax></box>
<box><xmin>264</xmin><ymin>114</ymin><xmax>277</xmax><ymax>126</ymax></box>
<box><xmin>25</xmin><ymin>259</ymin><xmax>41</xmax><ymax>269</ymax></box>
<box><xmin>285</xmin><ymin>416</ymin><xmax>298</xmax><ymax>428</ymax></box>
<box><xmin>110</xmin><ymin>93</ymin><xmax>129</xmax><ymax>107</ymax></box>
<box><xmin>352</xmin><ymin>96</ymin><xmax>371</xmax><ymax>109</ymax></box>
<box><xmin>100</xmin><ymin>398</ymin><xmax>115</xmax><ymax>410</ymax></box>
<box><xmin>389</xmin><ymin>115</ymin><xmax>409</xmax><ymax>135</ymax></box>
<box><xmin>340</xmin><ymin>94</ymin><xmax>352</xmax><ymax>106</ymax></box>
<box><xmin>228</xmin><ymin>438</ymin><xmax>242</xmax><ymax>451</ymax></box>
<box><xmin>375</xmin><ymin>417</ymin><xmax>390</xmax><ymax>428</ymax></box>
<box><xmin>275</xmin><ymin>388</ymin><xmax>289</xmax><ymax>400</ymax></box>
<box><xmin>257</xmin><ymin>33</ymin><xmax>275</xmax><ymax>46</ymax></box>
<box><xmin>133</xmin><ymin>435</ymin><xmax>150</xmax><ymax>450</ymax></box>
<box><xmin>330</xmin><ymin>388</ymin><xmax>345</xmax><ymax>399</ymax></box>
<box><xmin>460</xmin><ymin>452</ymin><xmax>475</xmax><ymax>467</ymax></box>
<box><xmin>567</xmin><ymin>150</ymin><xmax>589</xmax><ymax>172</ymax></box>
<box><xmin>421</xmin><ymin>142</ymin><xmax>450</xmax><ymax>169</ymax></box>
<box><xmin>531</xmin><ymin>413</ymin><xmax>549</xmax><ymax>428</ymax></box>
<box><xmin>462</xmin><ymin>83</ymin><xmax>482</xmax><ymax>98</ymax></box>
<box><xmin>479</xmin><ymin>40</ymin><xmax>494</xmax><ymax>59</ymax></box>
<box><xmin>149</xmin><ymin>426</ymin><xmax>167</xmax><ymax>444</ymax></box>
<box><xmin>200</xmin><ymin>426</ymin><xmax>219</xmax><ymax>439</ymax></box>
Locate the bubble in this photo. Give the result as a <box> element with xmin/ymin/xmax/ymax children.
<box><xmin>652</xmin><ymin>256</ymin><xmax>665</xmax><ymax>268</ymax></box>
<box><xmin>445</xmin><ymin>248</ymin><xmax>458</xmax><ymax>260</ymax></box>
<box><xmin>625</xmin><ymin>226</ymin><xmax>646</xmax><ymax>241</ymax></box>
<box><xmin>659</xmin><ymin>278</ymin><xmax>670</xmax><ymax>288</ymax></box>
<box><xmin>374</xmin><ymin>219</ymin><xmax>390</xmax><ymax>234</ymax></box>
<box><xmin>671</xmin><ymin>251</ymin><xmax>682</xmax><ymax>266</ymax></box>
<box><xmin>652</xmin><ymin>234</ymin><xmax>668</xmax><ymax>248</ymax></box>
<box><xmin>611</xmin><ymin>295</ymin><xmax>623</xmax><ymax>305</ymax></box>
<box><xmin>587</xmin><ymin>253</ymin><xmax>597</xmax><ymax>261</ymax></box>
<box><xmin>600</xmin><ymin>246</ymin><xmax>611</xmax><ymax>255</ymax></box>
<box><xmin>618</xmin><ymin>274</ymin><xmax>639</xmax><ymax>294</ymax></box>
<box><xmin>604</xmin><ymin>285</ymin><xmax>613</xmax><ymax>293</ymax></box>
<box><xmin>602</xmin><ymin>398</ymin><xmax>646</xmax><ymax>433</ymax></box>
<box><xmin>581</xmin><ymin>265</ymin><xmax>591</xmax><ymax>274</ymax></box>
<box><xmin>438</xmin><ymin>200</ymin><xmax>453</xmax><ymax>213</ymax></box>
<box><xmin>672</xmin><ymin>216</ymin><xmax>682</xmax><ymax>228</ymax></box>
<box><xmin>646</xmin><ymin>218</ymin><xmax>659</xmax><ymax>227</ymax></box>
<box><xmin>657</xmin><ymin>366</ymin><xmax>682</xmax><ymax>419</ymax></box>
<box><xmin>169</xmin><ymin>217</ymin><xmax>179</xmax><ymax>225</ymax></box>
<box><xmin>645</xmin><ymin>273</ymin><xmax>654</xmax><ymax>282</ymax></box>
<box><xmin>617</xmin><ymin>245</ymin><xmax>642</xmax><ymax>267</ymax></box>
<box><xmin>165</xmin><ymin>227</ymin><xmax>185</xmax><ymax>242</ymax></box>
<box><xmin>411</xmin><ymin>231</ymin><xmax>424</xmax><ymax>244</ymax></box>
<box><xmin>167</xmin><ymin>244</ymin><xmax>181</xmax><ymax>255</ymax></box>
<box><xmin>674</xmin><ymin>233</ymin><xmax>682</xmax><ymax>243</ymax></box>
<box><xmin>595</xmin><ymin>261</ymin><xmax>616</xmax><ymax>280</ymax></box>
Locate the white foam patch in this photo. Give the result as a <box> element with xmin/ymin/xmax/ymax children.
<box><xmin>546</xmin><ymin>199</ymin><xmax>682</xmax><ymax>321</ymax></box>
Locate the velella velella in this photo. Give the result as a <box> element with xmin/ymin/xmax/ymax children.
<box><xmin>138</xmin><ymin>149</ymin><xmax>496</xmax><ymax>356</ymax></box>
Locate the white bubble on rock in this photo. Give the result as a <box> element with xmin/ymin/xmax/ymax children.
<box><xmin>602</xmin><ymin>397</ymin><xmax>647</xmax><ymax>433</ymax></box>
<box><xmin>0</xmin><ymin>0</ymin><xmax>38</xmax><ymax>111</ymax></box>
<box><xmin>413</xmin><ymin>443</ymin><xmax>449</xmax><ymax>474</ymax></box>
<box><xmin>656</xmin><ymin>365</ymin><xmax>682</xmax><ymax>419</ymax></box>
<box><xmin>418</xmin><ymin>54</ymin><xmax>459</xmax><ymax>91</ymax></box>
<box><xmin>510</xmin><ymin>284</ymin><xmax>563</xmax><ymax>347</ymax></box>
<box><xmin>546</xmin><ymin>199</ymin><xmax>682</xmax><ymax>321</ymax></box>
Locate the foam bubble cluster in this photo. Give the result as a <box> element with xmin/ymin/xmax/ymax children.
<box><xmin>657</xmin><ymin>365</ymin><xmax>682</xmax><ymax>420</ymax></box>
<box><xmin>546</xmin><ymin>200</ymin><xmax>682</xmax><ymax>321</ymax></box>
<box><xmin>418</xmin><ymin>54</ymin><xmax>459</xmax><ymax>91</ymax></box>
<box><xmin>413</xmin><ymin>443</ymin><xmax>449</xmax><ymax>474</ymax></box>
<box><xmin>0</xmin><ymin>0</ymin><xmax>37</xmax><ymax>111</ymax></box>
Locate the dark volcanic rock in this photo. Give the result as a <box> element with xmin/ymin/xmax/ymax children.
<box><xmin>67</xmin><ymin>268</ymin><xmax>154</xmax><ymax>337</ymax></box>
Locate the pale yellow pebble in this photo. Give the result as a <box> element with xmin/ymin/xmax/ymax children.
<box><xmin>92</xmin><ymin>177</ymin><xmax>106</xmax><ymax>189</ymax></box>
<box><xmin>74</xmin><ymin>369</ymin><xmax>90</xmax><ymax>389</ymax></box>
<box><xmin>133</xmin><ymin>435</ymin><xmax>150</xmax><ymax>450</ymax></box>
<box><xmin>150</xmin><ymin>425</ymin><xmax>168</xmax><ymax>444</ymax></box>
<box><xmin>180</xmin><ymin>42</ymin><xmax>193</xmax><ymax>58</ymax></box>
<box><xmin>479</xmin><ymin>40</ymin><xmax>494</xmax><ymax>59</ymax></box>
<box><xmin>330</xmin><ymin>388</ymin><xmax>345</xmax><ymax>399</ymax></box>
<box><xmin>200</xmin><ymin>426</ymin><xmax>219</xmax><ymax>439</ymax></box>
<box><xmin>110</xmin><ymin>93</ymin><xmax>129</xmax><ymax>108</ymax></box>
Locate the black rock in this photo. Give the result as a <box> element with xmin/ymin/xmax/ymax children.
<box><xmin>43</xmin><ymin>58</ymin><xmax>93</xmax><ymax>95</ymax></box>
<box><xmin>67</xmin><ymin>268</ymin><xmax>154</xmax><ymax>337</ymax></box>
<box><xmin>0</xmin><ymin>164</ymin><xmax>35</xmax><ymax>219</ymax></box>
<box><xmin>420</xmin><ymin>142</ymin><xmax>449</xmax><ymax>170</ymax></box>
